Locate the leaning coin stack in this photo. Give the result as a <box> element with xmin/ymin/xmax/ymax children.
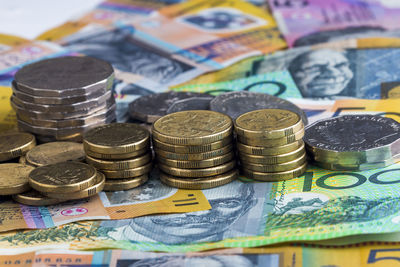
<box><xmin>83</xmin><ymin>123</ymin><xmax>152</xmax><ymax>191</ymax></box>
<box><xmin>11</xmin><ymin>56</ymin><xmax>116</xmax><ymax>142</ymax></box>
<box><xmin>153</xmin><ymin>110</ymin><xmax>238</xmax><ymax>189</ymax></box>
<box><xmin>235</xmin><ymin>109</ymin><xmax>307</xmax><ymax>181</ymax></box>
<box><xmin>305</xmin><ymin>115</ymin><xmax>400</xmax><ymax>171</ymax></box>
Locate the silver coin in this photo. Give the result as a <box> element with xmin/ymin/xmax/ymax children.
<box><xmin>166</xmin><ymin>96</ymin><xmax>214</xmax><ymax>114</ymax></box>
<box><xmin>14</xmin><ymin>56</ymin><xmax>114</xmax><ymax>97</ymax></box>
<box><xmin>17</xmin><ymin>104</ymin><xmax>116</xmax><ymax>128</ymax></box>
<box><xmin>11</xmin><ymin>90</ymin><xmax>113</xmax><ymax>113</ymax></box>
<box><xmin>305</xmin><ymin>115</ymin><xmax>400</xmax><ymax>159</ymax></box>
<box><xmin>129</xmin><ymin>91</ymin><xmax>210</xmax><ymax>123</ymax></box>
<box><xmin>12</xmin><ymin>82</ymin><xmax>108</xmax><ymax>105</ymax></box>
<box><xmin>209</xmin><ymin>91</ymin><xmax>308</xmax><ymax>124</ymax></box>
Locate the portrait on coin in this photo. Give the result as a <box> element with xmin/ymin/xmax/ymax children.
<box><xmin>287</xmin><ymin>49</ymin><xmax>355</xmax><ymax>98</ymax></box>
<box><xmin>103</xmin><ymin>181</ymin><xmax>259</xmax><ymax>244</ymax></box>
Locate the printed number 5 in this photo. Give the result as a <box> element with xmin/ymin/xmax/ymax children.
<box><xmin>368</xmin><ymin>249</ymin><xmax>400</xmax><ymax>263</ymax></box>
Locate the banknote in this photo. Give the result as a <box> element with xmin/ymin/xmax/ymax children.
<box><xmin>0</xmin><ymin>169</ymin><xmax>210</xmax><ymax>233</ymax></box>
<box><xmin>0</xmin><ymin>86</ymin><xmax>17</xmax><ymax>132</ymax></box>
<box><xmin>268</xmin><ymin>0</ymin><xmax>400</xmax><ymax>47</ymax></box>
<box><xmin>0</xmin><ymin>34</ymin><xmax>29</xmax><ymax>53</ymax></box>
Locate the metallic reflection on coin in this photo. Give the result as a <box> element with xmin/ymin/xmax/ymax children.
<box><xmin>0</xmin><ymin>132</ymin><xmax>36</xmax><ymax>162</ymax></box>
<box><xmin>13</xmin><ymin>190</ymin><xmax>63</xmax><ymax>206</ymax></box>
<box><xmin>0</xmin><ymin>163</ymin><xmax>35</xmax><ymax>195</ymax></box>
<box><xmin>166</xmin><ymin>96</ymin><xmax>214</xmax><ymax>114</ymax></box>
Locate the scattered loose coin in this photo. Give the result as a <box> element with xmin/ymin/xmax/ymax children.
<box><xmin>237</xmin><ymin>128</ymin><xmax>305</xmax><ymax>147</ymax></box>
<box><xmin>13</xmin><ymin>190</ymin><xmax>63</xmax><ymax>206</ymax></box>
<box><xmin>25</xmin><ymin>142</ymin><xmax>85</xmax><ymax>167</ymax></box>
<box><xmin>83</xmin><ymin>123</ymin><xmax>150</xmax><ymax>154</ymax></box>
<box><xmin>103</xmin><ymin>174</ymin><xmax>148</xmax><ymax>191</ymax></box>
<box><xmin>85</xmin><ymin>147</ymin><xmax>148</xmax><ymax>160</ymax></box>
<box><xmin>152</xmin><ymin>110</ymin><xmax>233</xmax><ymax>145</ymax></box>
<box><xmin>28</xmin><ymin>162</ymin><xmax>97</xmax><ymax>193</ymax></box>
<box><xmin>44</xmin><ymin>172</ymin><xmax>105</xmax><ymax>200</ymax></box>
<box><xmin>86</xmin><ymin>153</ymin><xmax>151</xmax><ymax>170</ymax></box>
<box><xmin>236</xmin><ymin>140</ymin><xmax>304</xmax><ymax>156</ymax></box>
<box><xmin>157</xmin><ymin>151</ymin><xmax>234</xmax><ymax>169</ymax></box>
<box><xmin>154</xmin><ymin>144</ymin><xmax>233</xmax><ymax>161</ymax></box>
<box><xmin>153</xmin><ymin>137</ymin><xmax>232</xmax><ymax>153</ymax></box>
<box><xmin>235</xmin><ymin>109</ymin><xmax>303</xmax><ymax>139</ymax></box>
<box><xmin>241</xmin><ymin>162</ymin><xmax>307</xmax><ymax>182</ymax></box>
<box><xmin>158</xmin><ymin>160</ymin><xmax>235</xmax><ymax>178</ymax></box>
<box><xmin>101</xmin><ymin>162</ymin><xmax>153</xmax><ymax>179</ymax></box>
<box><xmin>243</xmin><ymin>153</ymin><xmax>306</xmax><ymax>172</ymax></box>
<box><xmin>0</xmin><ymin>132</ymin><xmax>36</xmax><ymax>161</ymax></box>
<box><xmin>0</xmin><ymin>163</ymin><xmax>34</xmax><ymax>195</ymax></box>
<box><xmin>160</xmin><ymin>169</ymin><xmax>238</xmax><ymax>189</ymax></box>
<box><xmin>239</xmin><ymin>142</ymin><xmax>305</xmax><ymax>164</ymax></box>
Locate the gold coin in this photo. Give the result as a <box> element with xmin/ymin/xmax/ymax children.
<box><xmin>85</xmin><ymin>147</ymin><xmax>148</xmax><ymax>160</ymax></box>
<box><xmin>157</xmin><ymin>151</ymin><xmax>234</xmax><ymax>169</ymax></box>
<box><xmin>239</xmin><ymin>142</ymin><xmax>305</xmax><ymax>164</ymax></box>
<box><xmin>86</xmin><ymin>153</ymin><xmax>151</xmax><ymax>170</ymax></box>
<box><xmin>44</xmin><ymin>171</ymin><xmax>105</xmax><ymax>200</ymax></box>
<box><xmin>0</xmin><ymin>132</ymin><xmax>36</xmax><ymax>161</ymax></box>
<box><xmin>235</xmin><ymin>109</ymin><xmax>303</xmax><ymax>139</ymax></box>
<box><xmin>13</xmin><ymin>190</ymin><xmax>63</xmax><ymax>206</ymax></box>
<box><xmin>237</xmin><ymin>128</ymin><xmax>304</xmax><ymax>147</ymax></box>
<box><xmin>0</xmin><ymin>163</ymin><xmax>34</xmax><ymax>195</ymax></box>
<box><xmin>158</xmin><ymin>160</ymin><xmax>235</xmax><ymax>178</ymax></box>
<box><xmin>103</xmin><ymin>174</ymin><xmax>148</xmax><ymax>191</ymax></box>
<box><xmin>25</xmin><ymin>141</ymin><xmax>85</xmax><ymax>167</ymax></box>
<box><xmin>83</xmin><ymin>123</ymin><xmax>150</xmax><ymax>154</ymax></box>
<box><xmin>101</xmin><ymin>162</ymin><xmax>152</xmax><ymax>179</ymax></box>
<box><xmin>28</xmin><ymin>162</ymin><xmax>97</xmax><ymax>193</ymax></box>
<box><xmin>242</xmin><ymin>162</ymin><xmax>307</xmax><ymax>182</ymax></box>
<box><xmin>152</xmin><ymin>110</ymin><xmax>233</xmax><ymax>145</ymax></box>
<box><xmin>242</xmin><ymin>153</ymin><xmax>306</xmax><ymax>172</ymax></box>
<box><xmin>160</xmin><ymin>169</ymin><xmax>238</xmax><ymax>189</ymax></box>
<box><xmin>153</xmin><ymin>137</ymin><xmax>232</xmax><ymax>153</ymax></box>
<box><xmin>154</xmin><ymin>144</ymin><xmax>233</xmax><ymax>161</ymax></box>
<box><xmin>236</xmin><ymin>140</ymin><xmax>303</xmax><ymax>156</ymax></box>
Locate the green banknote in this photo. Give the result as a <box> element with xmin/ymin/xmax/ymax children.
<box><xmin>2</xmin><ymin>163</ymin><xmax>400</xmax><ymax>253</ymax></box>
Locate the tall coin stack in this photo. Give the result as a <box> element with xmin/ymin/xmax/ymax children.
<box><xmin>11</xmin><ymin>56</ymin><xmax>116</xmax><ymax>142</ymax></box>
<box><xmin>235</xmin><ymin>109</ymin><xmax>307</xmax><ymax>181</ymax></box>
<box><xmin>83</xmin><ymin>123</ymin><xmax>152</xmax><ymax>191</ymax></box>
<box><xmin>304</xmin><ymin>115</ymin><xmax>400</xmax><ymax>171</ymax></box>
<box><xmin>153</xmin><ymin>110</ymin><xmax>238</xmax><ymax>189</ymax></box>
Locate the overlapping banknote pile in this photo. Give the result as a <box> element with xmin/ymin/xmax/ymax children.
<box><xmin>3</xmin><ymin>0</ymin><xmax>400</xmax><ymax>266</ymax></box>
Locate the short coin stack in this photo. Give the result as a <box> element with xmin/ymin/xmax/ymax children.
<box><xmin>83</xmin><ymin>123</ymin><xmax>152</xmax><ymax>191</ymax></box>
<box><xmin>0</xmin><ymin>132</ymin><xmax>36</xmax><ymax>162</ymax></box>
<box><xmin>235</xmin><ymin>109</ymin><xmax>307</xmax><ymax>181</ymax></box>
<box><xmin>153</xmin><ymin>110</ymin><xmax>238</xmax><ymax>189</ymax></box>
<box><xmin>11</xmin><ymin>56</ymin><xmax>116</xmax><ymax>142</ymax></box>
<box><xmin>304</xmin><ymin>115</ymin><xmax>400</xmax><ymax>171</ymax></box>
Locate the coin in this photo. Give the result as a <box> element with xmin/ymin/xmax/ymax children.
<box><xmin>0</xmin><ymin>132</ymin><xmax>36</xmax><ymax>161</ymax></box>
<box><xmin>243</xmin><ymin>153</ymin><xmax>306</xmax><ymax>172</ymax></box>
<box><xmin>101</xmin><ymin>162</ymin><xmax>152</xmax><ymax>179</ymax></box>
<box><xmin>235</xmin><ymin>109</ymin><xmax>303</xmax><ymax>139</ymax></box>
<box><xmin>157</xmin><ymin>151</ymin><xmax>234</xmax><ymax>169</ymax></box>
<box><xmin>210</xmin><ymin>91</ymin><xmax>308</xmax><ymax>124</ymax></box>
<box><xmin>13</xmin><ymin>190</ymin><xmax>63</xmax><ymax>206</ymax></box>
<box><xmin>158</xmin><ymin>160</ymin><xmax>235</xmax><ymax>178</ymax></box>
<box><xmin>14</xmin><ymin>56</ymin><xmax>114</xmax><ymax>97</ymax></box>
<box><xmin>160</xmin><ymin>169</ymin><xmax>238</xmax><ymax>189</ymax></box>
<box><xmin>154</xmin><ymin>144</ymin><xmax>233</xmax><ymax>160</ymax></box>
<box><xmin>129</xmin><ymin>91</ymin><xmax>208</xmax><ymax>123</ymax></box>
<box><xmin>0</xmin><ymin>163</ymin><xmax>34</xmax><ymax>195</ymax></box>
<box><xmin>86</xmin><ymin>153</ymin><xmax>151</xmax><ymax>170</ymax></box>
<box><xmin>237</xmin><ymin>140</ymin><xmax>304</xmax><ymax>156</ymax></box>
<box><xmin>85</xmin><ymin>147</ymin><xmax>148</xmax><ymax>160</ymax></box>
<box><xmin>241</xmin><ymin>162</ymin><xmax>307</xmax><ymax>182</ymax></box>
<box><xmin>304</xmin><ymin>115</ymin><xmax>400</xmax><ymax>158</ymax></box>
<box><xmin>237</xmin><ymin>128</ymin><xmax>305</xmax><ymax>147</ymax></box>
<box><xmin>103</xmin><ymin>174</ymin><xmax>148</xmax><ymax>191</ymax></box>
<box><xmin>25</xmin><ymin>142</ymin><xmax>85</xmax><ymax>167</ymax></box>
<box><xmin>153</xmin><ymin>137</ymin><xmax>232</xmax><ymax>153</ymax></box>
<box><xmin>28</xmin><ymin>162</ymin><xmax>97</xmax><ymax>193</ymax></box>
<box><xmin>152</xmin><ymin>110</ymin><xmax>233</xmax><ymax>145</ymax></box>
<box><xmin>44</xmin><ymin>171</ymin><xmax>105</xmax><ymax>200</ymax></box>
<box><xmin>83</xmin><ymin>123</ymin><xmax>150</xmax><ymax>154</ymax></box>
<box><xmin>166</xmin><ymin>96</ymin><xmax>214</xmax><ymax>114</ymax></box>
<box><xmin>239</xmin><ymin>142</ymin><xmax>305</xmax><ymax>164</ymax></box>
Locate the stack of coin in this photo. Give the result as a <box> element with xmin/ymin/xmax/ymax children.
<box><xmin>153</xmin><ymin>110</ymin><xmax>237</xmax><ymax>189</ymax></box>
<box><xmin>235</xmin><ymin>109</ymin><xmax>307</xmax><ymax>181</ymax></box>
<box><xmin>304</xmin><ymin>115</ymin><xmax>400</xmax><ymax>171</ymax></box>
<box><xmin>0</xmin><ymin>132</ymin><xmax>36</xmax><ymax>162</ymax></box>
<box><xmin>11</xmin><ymin>56</ymin><xmax>116</xmax><ymax>142</ymax></box>
<box><xmin>83</xmin><ymin>123</ymin><xmax>152</xmax><ymax>191</ymax></box>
